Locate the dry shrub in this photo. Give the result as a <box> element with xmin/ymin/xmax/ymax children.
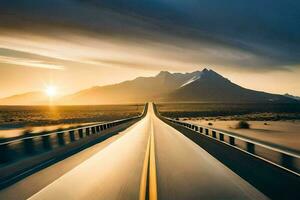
<box><xmin>236</xmin><ymin>121</ymin><xmax>250</xmax><ymax>129</ymax></box>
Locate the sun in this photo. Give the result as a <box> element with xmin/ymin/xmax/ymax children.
<box><xmin>45</xmin><ymin>86</ymin><xmax>57</xmax><ymax>97</ymax></box>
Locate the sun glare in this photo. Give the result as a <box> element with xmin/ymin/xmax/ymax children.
<box><xmin>45</xmin><ymin>86</ymin><xmax>57</xmax><ymax>97</ymax></box>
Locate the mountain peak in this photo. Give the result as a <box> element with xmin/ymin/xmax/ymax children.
<box><xmin>202</xmin><ymin>68</ymin><xmax>209</xmax><ymax>72</ymax></box>
<box><xmin>156</xmin><ymin>71</ymin><xmax>172</xmax><ymax>77</ymax></box>
<box><xmin>201</xmin><ymin>68</ymin><xmax>217</xmax><ymax>74</ymax></box>
<box><xmin>200</xmin><ymin>68</ymin><xmax>225</xmax><ymax>79</ymax></box>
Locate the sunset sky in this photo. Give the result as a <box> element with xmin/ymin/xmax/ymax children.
<box><xmin>0</xmin><ymin>0</ymin><xmax>299</xmax><ymax>98</ymax></box>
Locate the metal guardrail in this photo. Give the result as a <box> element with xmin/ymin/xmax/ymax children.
<box><xmin>164</xmin><ymin>117</ymin><xmax>300</xmax><ymax>176</ymax></box>
<box><xmin>0</xmin><ymin>104</ymin><xmax>148</xmax><ymax>164</ymax></box>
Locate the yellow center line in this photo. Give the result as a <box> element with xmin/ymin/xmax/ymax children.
<box><xmin>139</xmin><ymin>116</ymin><xmax>158</xmax><ymax>200</ymax></box>
<box><xmin>149</xmin><ymin>118</ymin><xmax>158</xmax><ymax>200</ymax></box>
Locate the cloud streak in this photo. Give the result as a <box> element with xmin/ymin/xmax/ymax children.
<box><xmin>0</xmin><ymin>56</ymin><xmax>64</xmax><ymax>70</ymax></box>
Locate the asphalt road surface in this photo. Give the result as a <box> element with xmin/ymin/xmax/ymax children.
<box><xmin>0</xmin><ymin>103</ymin><xmax>268</xmax><ymax>200</ymax></box>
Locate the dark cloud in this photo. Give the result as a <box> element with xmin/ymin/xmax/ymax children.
<box><xmin>85</xmin><ymin>0</ymin><xmax>300</xmax><ymax>68</ymax></box>
<box><xmin>0</xmin><ymin>0</ymin><xmax>299</xmax><ymax>71</ymax></box>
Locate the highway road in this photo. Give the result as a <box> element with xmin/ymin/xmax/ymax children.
<box><xmin>1</xmin><ymin>103</ymin><xmax>268</xmax><ymax>200</ymax></box>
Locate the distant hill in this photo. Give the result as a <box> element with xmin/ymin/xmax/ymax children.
<box><xmin>284</xmin><ymin>94</ymin><xmax>300</xmax><ymax>101</ymax></box>
<box><xmin>1</xmin><ymin>69</ymin><xmax>298</xmax><ymax>105</ymax></box>
<box><xmin>0</xmin><ymin>92</ymin><xmax>48</xmax><ymax>105</ymax></box>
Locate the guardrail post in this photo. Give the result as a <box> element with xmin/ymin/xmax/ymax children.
<box><xmin>91</xmin><ymin>127</ymin><xmax>96</xmax><ymax>134</ymax></box>
<box><xmin>246</xmin><ymin>142</ymin><xmax>255</xmax><ymax>154</ymax></box>
<box><xmin>219</xmin><ymin>133</ymin><xmax>224</xmax><ymax>141</ymax></box>
<box><xmin>200</xmin><ymin>127</ymin><xmax>203</xmax><ymax>133</ymax></box>
<box><xmin>281</xmin><ymin>153</ymin><xmax>294</xmax><ymax>171</ymax></box>
<box><xmin>212</xmin><ymin>131</ymin><xmax>216</xmax><ymax>138</ymax></box>
<box><xmin>86</xmin><ymin>128</ymin><xmax>90</xmax><ymax>136</ymax></box>
<box><xmin>69</xmin><ymin>130</ymin><xmax>75</xmax><ymax>142</ymax></box>
<box><xmin>0</xmin><ymin>144</ymin><xmax>11</xmax><ymax>163</ymax></box>
<box><xmin>229</xmin><ymin>136</ymin><xmax>235</xmax><ymax>145</ymax></box>
<box><xmin>78</xmin><ymin>129</ymin><xmax>83</xmax><ymax>138</ymax></box>
<box><xmin>57</xmin><ymin>132</ymin><xmax>65</xmax><ymax>146</ymax></box>
<box><xmin>42</xmin><ymin>135</ymin><xmax>52</xmax><ymax>150</ymax></box>
<box><xmin>205</xmin><ymin>129</ymin><xmax>209</xmax><ymax>135</ymax></box>
<box><xmin>23</xmin><ymin>137</ymin><xmax>35</xmax><ymax>155</ymax></box>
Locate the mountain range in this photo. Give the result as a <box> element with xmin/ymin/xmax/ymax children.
<box><xmin>0</xmin><ymin>69</ymin><xmax>298</xmax><ymax>105</ymax></box>
<box><xmin>0</xmin><ymin>92</ymin><xmax>49</xmax><ymax>105</ymax></box>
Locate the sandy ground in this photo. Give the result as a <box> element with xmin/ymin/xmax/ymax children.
<box><xmin>184</xmin><ymin>119</ymin><xmax>300</xmax><ymax>152</ymax></box>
